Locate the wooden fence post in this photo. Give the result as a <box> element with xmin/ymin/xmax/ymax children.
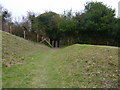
<box><xmin>24</xmin><ymin>30</ymin><xmax>26</xmax><ymax>39</ymax></box>
<box><xmin>10</xmin><ymin>26</ymin><xmax>12</xmax><ymax>33</ymax></box>
<box><xmin>37</xmin><ymin>34</ymin><xmax>39</xmax><ymax>42</ymax></box>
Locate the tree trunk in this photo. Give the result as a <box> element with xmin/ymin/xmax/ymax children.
<box><xmin>2</xmin><ymin>20</ymin><xmax>4</xmax><ymax>31</ymax></box>
<box><xmin>68</xmin><ymin>37</ymin><xmax>70</xmax><ymax>45</ymax></box>
<box><xmin>9</xmin><ymin>25</ymin><xmax>12</xmax><ymax>33</ymax></box>
<box><xmin>50</xmin><ymin>39</ymin><xmax>53</xmax><ymax>45</ymax></box>
<box><xmin>0</xmin><ymin>17</ymin><xmax>2</xmax><ymax>30</ymax></box>
<box><xmin>57</xmin><ymin>40</ymin><xmax>60</xmax><ymax>47</ymax></box>
<box><xmin>24</xmin><ymin>31</ymin><xmax>26</xmax><ymax>39</ymax></box>
<box><xmin>55</xmin><ymin>41</ymin><xmax>58</xmax><ymax>48</ymax></box>
<box><xmin>54</xmin><ymin>40</ymin><xmax>56</xmax><ymax>47</ymax></box>
<box><xmin>41</xmin><ymin>36</ymin><xmax>43</xmax><ymax>41</ymax></box>
<box><xmin>37</xmin><ymin>34</ymin><xmax>39</xmax><ymax>42</ymax></box>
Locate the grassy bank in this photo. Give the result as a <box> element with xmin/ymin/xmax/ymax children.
<box><xmin>2</xmin><ymin>31</ymin><xmax>49</xmax><ymax>67</ymax></box>
<box><xmin>2</xmin><ymin>31</ymin><xmax>119</xmax><ymax>88</ymax></box>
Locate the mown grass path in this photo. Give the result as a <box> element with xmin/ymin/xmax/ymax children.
<box><xmin>31</xmin><ymin>49</ymin><xmax>59</xmax><ymax>88</ymax></box>
<box><xmin>3</xmin><ymin>49</ymin><xmax>56</xmax><ymax>88</ymax></box>
<box><xmin>3</xmin><ymin>49</ymin><xmax>74</xmax><ymax>88</ymax></box>
<box><xmin>2</xmin><ymin>45</ymin><xmax>119</xmax><ymax>88</ymax></box>
<box><xmin>2</xmin><ymin>31</ymin><xmax>118</xmax><ymax>88</ymax></box>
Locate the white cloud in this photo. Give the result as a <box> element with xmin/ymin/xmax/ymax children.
<box><xmin>0</xmin><ymin>0</ymin><xmax>119</xmax><ymax>19</ymax></box>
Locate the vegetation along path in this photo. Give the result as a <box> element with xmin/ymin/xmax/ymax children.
<box><xmin>2</xmin><ymin>31</ymin><xmax>119</xmax><ymax>88</ymax></box>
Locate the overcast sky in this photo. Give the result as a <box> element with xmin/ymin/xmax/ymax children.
<box><xmin>0</xmin><ymin>0</ymin><xmax>120</xmax><ymax>21</ymax></box>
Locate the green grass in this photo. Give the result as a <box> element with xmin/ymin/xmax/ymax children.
<box><xmin>1</xmin><ymin>31</ymin><xmax>119</xmax><ymax>88</ymax></box>
<box><xmin>0</xmin><ymin>30</ymin><xmax>2</xmax><ymax>89</ymax></box>
<box><xmin>2</xmin><ymin>31</ymin><xmax>49</xmax><ymax>67</ymax></box>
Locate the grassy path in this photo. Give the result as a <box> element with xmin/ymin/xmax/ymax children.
<box><xmin>3</xmin><ymin>48</ymin><xmax>85</xmax><ymax>88</ymax></box>
<box><xmin>31</xmin><ymin>49</ymin><xmax>58</xmax><ymax>88</ymax></box>
<box><xmin>2</xmin><ymin>49</ymin><xmax>55</xmax><ymax>88</ymax></box>
<box><xmin>2</xmin><ymin>45</ymin><xmax>119</xmax><ymax>88</ymax></box>
<box><xmin>2</xmin><ymin>31</ymin><xmax>118</xmax><ymax>88</ymax></box>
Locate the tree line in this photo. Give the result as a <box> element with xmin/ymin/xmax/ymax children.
<box><xmin>1</xmin><ymin>2</ymin><xmax>120</xmax><ymax>47</ymax></box>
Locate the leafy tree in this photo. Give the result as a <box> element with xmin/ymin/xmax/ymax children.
<box><xmin>58</xmin><ymin>10</ymin><xmax>78</xmax><ymax>45</ymax></box>
<box><xmin>75</xmin><ymin>2</ymin><xmax>116</xmax><ymax>45</ymax></box>
<box><xmin>36</xmin><ymin>11</ymin><xmax>61</xmax><ymax>47</ymax></box>
<box><xmin>58</xmin><ymin>17</ymin><xmax>77</xmax><ymax>45</ymax></box>
<box><xmin>114</xmin><ymin>18</ymin><xmax>120</xmax><ymax>46</ymax></box>
<box><xmin>27</xmin><ymin>12</ymin><xmax>37</xmax><ymax>32</ymax></box>
<box><xmin>0</xmin><ymin>5</ymin><xmax>2</xmax><ymax>30</ymax></box>
<box><xmin>1</xmin><ymin>7</ymin><xmax>12</xmax><ymax>31</ymax></box>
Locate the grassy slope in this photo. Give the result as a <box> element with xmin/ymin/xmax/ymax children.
<box><xmin>2</xmin><ymin>31</ymin><xmax>49</xmax><ymax>67</ymax></box>
<box><xmin>0</xmin><ymin>30</ymin><xmax>2</xmax><ymax>89</ymax></box>
<box><xmin>2</xmin><ymin>31</ymin><xmax>119</xmax><ymax>88</ymax></box>
<box><xmin>50</xmin><ymin>44</ymin><xmax>119</xmax><ymax>88</ymax></box>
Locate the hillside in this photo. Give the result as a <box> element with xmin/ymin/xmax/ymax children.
<box><xmin>2</xmin><ymin>31</ymin><xmax>49</xmax><ymax>67</ymax></box>
<box><xmin>50</xmin><ymin>44</ymin><xmax>119</xmax><ymax>88</ymax></box>
<box><xmin>2</xmin><ymin>31</ymin><xmax>119</xmax><ymax>88</ymax></box>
